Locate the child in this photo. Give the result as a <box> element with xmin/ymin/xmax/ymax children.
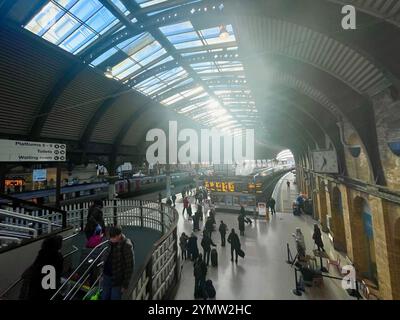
<box><xmin>86</xmin><ymin>224</ymin><xmax>103</xmax><ymax>248</ymax></box>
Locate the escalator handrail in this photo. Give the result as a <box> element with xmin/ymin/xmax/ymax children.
<box><xmin>50</xmin><ymin>240</ymin><xmax>109</xmax><ymax>300</ymax></box>
<box><xmin>62</xmin><ymin>247</ymin><xmax>108</xmax><ymax>300</ymax></box>
<box><xmin>0</xmin><ymin>237</ymin><xmax>82</xmax><ymax>299</ymax></box>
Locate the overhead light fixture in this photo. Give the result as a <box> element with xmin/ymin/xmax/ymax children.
<box><xmin>219</xmin><ymin>25</ymin><xmax>229</xmax><ymax>39</ymax></box>
<box><xmin>104</xmin><ymin>66</ymin><xmax>113</xmax><ymax>79</ymax></box>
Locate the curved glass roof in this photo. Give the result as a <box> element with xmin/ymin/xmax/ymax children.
<box><xmin>24</xmin><ymin>0</ymin><xmax>258</xmax><ymax>132</ymax></box>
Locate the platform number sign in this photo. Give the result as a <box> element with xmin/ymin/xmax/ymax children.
<box><xmin>0</xmin><ymin>139</ymin><xmax>67</xmax><ymax>162</ymax></box>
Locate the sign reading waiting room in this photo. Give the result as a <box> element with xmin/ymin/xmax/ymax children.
<box><xmin>0</xmin><ymin>139</ymin><xmax>66</xmax><ymax>162</ymax></box>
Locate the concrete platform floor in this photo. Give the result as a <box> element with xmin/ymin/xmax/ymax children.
<box><xmin>173</xmin><ymin>173</ymin><xmax>354</xmax><ymax>300</ymax></box>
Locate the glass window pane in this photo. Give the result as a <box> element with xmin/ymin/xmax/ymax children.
<box><xmin>115</xmin><ymin>63</ymin><xmax>141</xmax><ymax>79</ymax></box>
<box><xmin>60</xmin><ymin>24</ymin><xmax>96</xmax><ymax>53</ymax></box>
<box><xmin>25</xmin><ymin>2</ymin><xmax>64</xmax><ymax>36</ymax></box>
<box><xmin>86</xmin><ymin>7</ymin><xmax>116</xmax><ymax>33</ymax></box>
<box><xmin>159</xmin><ymin>21</ymin><xmax>194</xmax><ymax>36</ymax></box>
<box><xmin>69</xmin><ymin>0</ymin><xmax>102</xmax><ymax>22</ymax></box>
<box><xmin>90</xmin><ymin>47</ymin><xmax>118</xmax><ymax>66</ymax></box>
<box><xmin>174</xmin><ymin>40</ymin><xmax>203</xmax><ymax>50</ymax></box>
<box><xmin>55</xmin><ymin>0</ymin><xmax>79</xmax><ymax>10</ymax></box>
<box><xmin>112</xmin><ymin>57</ymin><xmax>136</xmax><ymax>74</ymax></box>
<box><xmin>136</xmin><ymin>0</ymin><xmax>168</xmax><ymax>9</ymax></box>
<box><xmin>42</xmin><ymin>13</ymin><xmax>79</xmax><ymax>45</ymax></box>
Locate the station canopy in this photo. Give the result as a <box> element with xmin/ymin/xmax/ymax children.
<box><xmin>24</xmin><ymin>0</ymin><xmax>258</xmax><ymax>133</ymax></box>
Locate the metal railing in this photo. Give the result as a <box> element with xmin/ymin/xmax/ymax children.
<box><xmin>55</xmin><ymin>201</ymin><xmax>178</xmax><ymax>301</ymax></box>
<box><xmin>0</xmin><ymin>209</ymin><xmax>61</xmax><ymax>235</ymax></box>
<box><xmin>0</xmin><ymin>223</ymin><xmax>38</xmax><ymax>238</ymax></box>
<box><xmin>0</xmin><ymin>232</ymin><xmax>81</xmax><ymax>300</ymax></box>
<box><xmin>0</xmin><ymin>199</ymin><xmax>179</xmax><ymax>301</ymax></box>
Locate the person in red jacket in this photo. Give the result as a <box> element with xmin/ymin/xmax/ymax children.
<box><xmin>183</xmin><ymin>196</ymin><xmax>189</xmax><ymax>217</ymax></box>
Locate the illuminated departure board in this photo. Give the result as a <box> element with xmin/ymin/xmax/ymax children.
<box><xmin>204</xmin><ymin>181</ymin><xmax>236</xmax><ymax>192</ymax></box>
<box><xmin>204</xmin><ymin>179</ymin><xmax>264</xmax><ymax>194</ymax></box>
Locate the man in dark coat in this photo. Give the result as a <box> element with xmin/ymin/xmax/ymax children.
<box><xmin>238</xmin><ymin>214</ymin><xmax>245</xmax><ymax>236</ymax></box>
<box><xmin>219</xmin><ymin>220</ymin><xmax>228</xmax><ymax>247</ymax></box>
<box><xmin>268</xmin><ymin>197</ymin><xmax>276</xmax><ymax>215</ymax></box>
<box><xmin>227</xmin><ymin>228</ymin><xmax>241</xmax><ymax>263</ymax></box>
<box><xmin>312</xmin><ymin>224</ymin><xmax>325</xmax><ymax>252</ymax></box>
<box><xmin>193</xmin><ymin>254</ymin><xmax>207</xmax><ymax>299</ymax></box>
<box><xmin>204</xmin><ymin>216</ymin><xmax>214</xmax><ymax>238</ymax></box>
<box><xmin>101</xmin><ymin>226</ymin><xmax>134</xmax><ymax>300</ymax></box>
<box><xmin>20</xmin><ymin>235</ymin><xmax>64</xmax><ymax>300</ymax></box>
<box><xmin>172</xmin><ymin>194</ymin><xmax>177</xmax><ymax>206</ymax></box>
<box><xmin>179</xmin><ymin>232</ymin><xmax>189</xmax><ymax>260</ymax></box>
<box><xmin>193</xmin><ymin>209</ymin><xmax>202</xmax><ymax>232</ymax></box>
<box><xmin>201</xmin><ymin>231</ymin><xmax>216</xmax><ymax>266</ymax></box>
<box><xmin>187</xmin><ymin>233</ymin><xmax>199</xmax><ymax>261</ymax></box>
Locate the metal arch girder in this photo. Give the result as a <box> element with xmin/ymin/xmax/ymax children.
<box><xmin>261</xmin><ymin>107</ymin><xmax>319</xmax><ymax>149</ymax></box>
<box><xmin>152</xmin><ymin>81</ymin><xmax>198</xmax><ymax>103</ymax></box>
<box><xmin>0</xmin><ymin>0</ymin><xmax>18</xmax><ymax>20</ymax></box>
<box><xmin>112</xmin><ymin>101</ymin><xmax>156</xmax><ymax>151</ymax></box>
<box><xmin>127</xmin><ymin>50</ymin><xmax>240</xmax><ymax>87</ymax></box>
<box><xmin>232</xmin><ymin>8</ymin><xmax>393</xmax><ymax>96</ymax></box>
<box><xmin>259</xmin><ymin>87</ymin><xmax>347</xmax><ymax>174</ymax></box>
<box><xmin>128</xmin><ymin>60</ymin><xmax>180</xmax><ymax>87</ymax></box>
<box><xmin>81</xmin><ymin>0</ymin><xmax>228</xmax><ymax>63</ymax></box>
<box><xmin>79</xmin><ymin>88</ymin><xmax>128</xmax><ymax>151</ymax></box>
<box><xmin>260</xmin><ymin>98</ymin><xmax>326</xmax><ymax>148</ymax></box>
<box><xmin>324</xmin><ymin>0</ymin><xmax>400</xmax><ymax>29</ymax></box>
<box><xmin>29</xmin><ymin>63</ymin><xmax>86</xmax><ymax>138</ymax></box>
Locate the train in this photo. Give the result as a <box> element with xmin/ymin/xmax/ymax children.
<box><xmin>114</xmin><ymin>171</ymin><xmax>194</xmax><ymax>197</ymax></box>
<box><xmin>0</xmin><ymin>172</ymin><xmax>195</xmax><ymax>205</ymax></box>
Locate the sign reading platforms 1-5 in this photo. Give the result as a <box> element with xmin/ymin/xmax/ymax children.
<box><xmin>0</xmin><ymin>139</ymin><xmax>66</xmax><ymax>162</ymax></box>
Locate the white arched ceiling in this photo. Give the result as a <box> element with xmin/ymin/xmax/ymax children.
<box><xmin>233</xmin><ymin>17</ymin><xmax>392</xmax><ymax>96</ymax></box>
<box><xmin>327</xmin><ymin>0</ymin><xmax>400</xmax><ymax>28</ymax></box>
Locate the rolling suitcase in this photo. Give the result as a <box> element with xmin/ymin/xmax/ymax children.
<box><xmin>211</xmin><ymin>248</ymin><xmax>218</xmax><ymax>267</ymax></box>
<box><xmin>205</xmin><ymin>280</ymin><xmax>216</xmax><ymax>298</ymax></box>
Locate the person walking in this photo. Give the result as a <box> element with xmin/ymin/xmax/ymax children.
<box><xmin>101</xmin><ymin>226</ymin><xmax>134</xmax><ymax>300</ymax></box>
<box><xmin>312</xmin><ymin>224</ymin><xmax>325</xmax><ymax>252</ymax></box>
<box><xmin>292</xmin><ymin>227</ymin><xmax>306</xmax><ymax>258</ymax></box>
<box><xmin>287</xmin><ymin>180</ymin><xmax>290</xmax><ymax>188</ymax></box>
<box><xmin>179</xmin><ymin>232</ymin><xmax>189</xmax><ymax>260</ymax></box>
<box><xmin>219</xmin><ymin>220</ymin><xmax>228</xmax><ymax>247</ymax></box>
<box><xmin>193</xmin><ymin>208</ymin><xmax>201</xmax><ymax>232</ymax></box>
<box><xmin>227</xmin><ymin>229</ymin><xmax>241</xmax><ymax>264</ymax></box>
<box><xmin>187</xmin><ymin>233</ymin><xmax>199</xmax><ymax>261</ymax></box>
<box><xmin>187</xmin><ymin>203</ymin><xmax>193</xmax><ymax>220</ymax></box>
<box><xmin>238</xmin><ymin>213</ymin><xmax>245</xmax><ymax>236</ymax></box>
<box><xmin>84</xmin><ymin>200</ymin><xmax>105</xmax><ymax>240</ymax></box>
<box><xmin>172</xmin><ymin>193</ymin><xmax>177</xmax><ymax>207</ymax></box>
<box><xmin>268</xmin><ymin>197</ymin><xmax>276</xmax><ymax>215</ymax></box>
<box><xmin>182</xmin><ymin>196</ymin><xmax>189</xmax><ymax>217</ymax></box>
<box><xmin>201</xmin><ymin>231</ymin><xmax>216</xmax><ymax>266</ymax></box>
<box><xmin>204</xmin><ymin>216</ymin><xmax>214</xmax><ymax>238</ymax></box>
<box><xmin>158</xmin><ymin>192</ymin><xmax>162</xmax><ymax>203</ymax></box>
<box><xmin>193</xmin><ymin>254</ymin><xmax>207</xmax><ymax>299</ymax></box>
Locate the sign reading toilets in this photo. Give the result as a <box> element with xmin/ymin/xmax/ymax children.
<box><xmin>0</xmin><ymin>139</ymin><xmax>66</xmax><ymax>162</ymax></box>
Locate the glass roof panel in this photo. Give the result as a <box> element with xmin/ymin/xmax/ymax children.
<box><xmin>24</xmin><ymin>2</ymin><xmax>258</xmax><ymax>128</ymax></box>
<box><xmin>135</xmin><ymin>0</ymin><xmax>168</xmax><ymax>8</ymax></box>
<box><xmin>25</xmin><ymin>0</ymin><xmax>117</xmax><ymax>54</ymax></box>
<box><xmin>111</xmin><ymin>0</ymin><xmax>130</xmax><ymax>15</ymax></box>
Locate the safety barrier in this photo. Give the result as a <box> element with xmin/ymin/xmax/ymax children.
<box><xmin>0</xmin><ymin>197</ymin><xmax>178</xmax><ymax>300</ymax></box>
